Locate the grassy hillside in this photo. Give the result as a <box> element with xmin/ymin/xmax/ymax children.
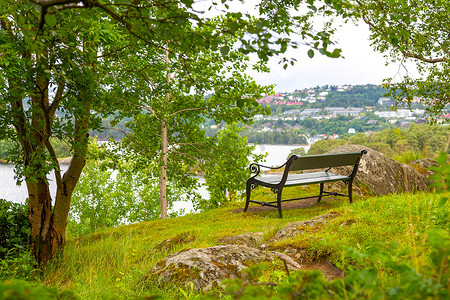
<box><xmin>25</xmin><ymin>187</ymin><xmax>448</xmax><ymax>299</ymax></box>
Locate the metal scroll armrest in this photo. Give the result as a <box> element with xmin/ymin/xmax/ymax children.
<box><xmin>249</xmin><ymin>156</ymin><xmax>296</xmax><ymax>178</ymax></box>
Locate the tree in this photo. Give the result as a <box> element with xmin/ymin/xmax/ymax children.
<box><xmin>0</xmin><ymin>0</ymin><xmax>343</xmax><ymax>264</ymax></box>
<box><xmin>202</xmin><ymin>124</ymin><xmax>265</xmax><ymax>209</ymax></box>
<box><xmin>342</xmin><ymin>0</ymin><xmax>450</xmax><ymax>119</ymax></box>
<box><xmin>0</xmin><ymin>0</ymin><xmax>122</xmax><ymax>264</ymax></box>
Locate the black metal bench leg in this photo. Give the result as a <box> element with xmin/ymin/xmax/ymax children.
<box><xmin>348</xmin><ymin>180</ymin><xmax>353</xmax><ymax>204</ymax></box>
<box><xmin>277</xmin><ymin>189</ymin><xmax>283</xmax><ymax>219</ymax></box>
<box><xmin>317</xmin><ymin>182</ymin><xmax>324</xmax><ymax>202</ymax></box>
<box><xmin>244</xmin><ymin>181</ymin><xmax>251</xmax><ymax>212</ymax></box>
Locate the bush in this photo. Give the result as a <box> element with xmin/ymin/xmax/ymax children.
<box><xmin>0</xmin><ymin>250</ymin><xmax>39</xmax><ymax>282</ymax></box>
<box><xmin>0</xmin><ymin>199</ymin><xmax>30</xmax><ymax>259</ymax></box>
<box><xmin>0</xmin><ymin>279</ymin><xmax>78</xmax><ymax>300</ymax></box>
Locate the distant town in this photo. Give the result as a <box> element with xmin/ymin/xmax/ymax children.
<box><xmin>230</xmin><ymin>84</ymin><xmax>448</xmax><ymax>145</ymax></box>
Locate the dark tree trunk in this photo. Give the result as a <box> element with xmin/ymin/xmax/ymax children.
<box><xmin>27</xmin><ymin>179</ymin><xmax>61</xmax><ymax>265</ymax></box>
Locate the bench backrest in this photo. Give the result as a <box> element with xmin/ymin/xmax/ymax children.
<box><xmin>288</xmin><ymin>151</ymin><xmax>364</xmax><ymax>172</ymax></box>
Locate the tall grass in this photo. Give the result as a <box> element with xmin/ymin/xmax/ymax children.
<box><xmin>392</xmin><ymin>150</ymin><xmax>424</xmax><ymax>164</ymax></box>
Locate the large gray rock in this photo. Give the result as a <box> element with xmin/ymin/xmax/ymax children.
<box><xmin>148</xmin><ymin>245</ymin><xmax>300</xmax><ymax>290</ymax></box>
<box><xmin>325</xmin><ymin>145</ymin><xmax>428</xmax><ymax>196</ymax></box>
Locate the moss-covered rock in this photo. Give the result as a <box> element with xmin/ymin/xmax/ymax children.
<box><xmin>408</xmin><ymin>158</ymin><xmax>438</xmax><ymax>177</ymax></box>
<box><xmin>147</xmin><ymin>245</ymin><xmax>300</xmax><ymax>290</ymax></box>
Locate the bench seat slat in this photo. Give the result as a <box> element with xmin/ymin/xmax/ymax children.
<box><xmin>255</xmin><ymin>172</ymin><xmax>350</xmax><ymax>186</ymax></box>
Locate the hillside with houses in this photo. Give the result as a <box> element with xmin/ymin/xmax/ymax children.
<box><xmin>235</xmin><ymin>84</ymin><xmax>449</xmax><ymax>144</ymax></box>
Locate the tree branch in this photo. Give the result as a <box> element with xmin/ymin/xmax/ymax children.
<box><xmin>169</xmin><ymin>106</ymin><xmax>207</xmax><ymax>116</ymax></box>
<box><xmin>30</xmin><ymin>0</ymin><xmax>81</xmax><ymax>8</ymax></box>
<box><xmin>44</xmin><ymin>138</ymin><xmax>63</xmax><ymax>190</ymax></box>
<box><xmin>48</xmin><ymin>81</ymin><xmax>65</xmax><ymax>123</ymax></box>
<box><xmin>8</xmin><ymin>82</ymin><xmax>32</xmax><ymax>155</ymax></box>
<box><xmin>399</xmin><ymin>49</ymin><xmax>447</xmax><ymax>63</ymax></box>
<box><xmin>356</xmin><ymin>0</ymin><xmax>447</xmax><ymax>64</ymax></box>
<box><xmin>61</xmin><ymin>101</ymin><xmax>91</xmax><ymax>198</ymax></box>
<box><xmin>134</xmin><ymin>103</ymin><xmax>157</xmax><ymax>116</ymax></box>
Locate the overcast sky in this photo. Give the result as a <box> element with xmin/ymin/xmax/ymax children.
<box><xmin>248</xmin><ymin>21</ymin><xmax>412</xmax><ymax>92</ymax></box>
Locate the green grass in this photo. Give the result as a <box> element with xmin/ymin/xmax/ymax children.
<box><xmin>30</xmin><ymin>186</ymin><xmax>448</xmax><ymax>299</ymax></box>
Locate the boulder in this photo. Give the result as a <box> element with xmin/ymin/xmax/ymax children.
<box><xmin>325</xmin><ymin>145</ymin><xmax>428</xmax><ymax>196</ymax></box>
<box><xmin>148</xmin><ymin>245</ymin><xmax>300</xmax><ymax>291</ymax></box>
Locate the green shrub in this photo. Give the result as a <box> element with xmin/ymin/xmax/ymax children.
<box><xmin>202</xmin><ymin>124</ymin><xmax>265</xmax><ymax>209</ymax></box>
<box><xmin>0</xmin><ymin>279</ymin><xmax>78</xmax><ymax>300</ymax></box>
<box><xmin>0</xmin><ymin>250</ymin><xmax>39</xmax><ymax>282</ymax></box>
<box><xmin>0</xmin><ymin>199</ymin><xmax>30</xmax><ymax>259</ymax></box>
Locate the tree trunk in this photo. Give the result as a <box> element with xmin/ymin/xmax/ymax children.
<box><xmin>27</xmin><ymin>157</ymin><xmax>86</xmax><ymax>265</ymax></box>
<box><xmin>25</xmin><ymin>102</ymin><xmax>90</xmax><ymax>265</ymax></box>
<box><xmin>159</xmin><ymin>42</ymin><xmax>171</xmax><ymax>219</ymax></box>
<box><xmin>160</xmin><ymin>119</ymin><xmax>168</xmax><ymax>219</ymax></box>
<box><xmin>27</xmin><ymin>178</ymin><xmax>60</xmax><ymax>265</ymax></box>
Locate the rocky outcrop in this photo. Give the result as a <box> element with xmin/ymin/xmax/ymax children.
<box><xmin>326</xmin><ymin>145</ymin><xmax>428</xmax><ymax>196</ymax></box>
<box><xmin>148</xmin><ymin>213</ymin><xmax>342</xmax><ymax>290</ymax></box>
<box><xmin>408</xmin><ymin>158</ymin><xmax>439</xmax><ymax>177</ymax></box>
<box><xmin>148</xmin><ymin>245</ymin><xmax>301</xmax><ymax>291</ymax></box>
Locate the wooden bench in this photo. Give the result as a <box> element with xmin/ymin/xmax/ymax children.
<box><xmin>243</xmin><ymin>150</ymin><xmax>367</xmax><ymax>218</ymax></box>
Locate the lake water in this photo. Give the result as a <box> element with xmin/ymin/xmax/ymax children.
<box><xmin>0</xmin><ymin>144</ymin><xmax>309</xmax><ymax>212</ymax></box>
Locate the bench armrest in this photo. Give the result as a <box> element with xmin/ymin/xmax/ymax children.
<box><xmin>249</xmin><ymin>156</ymin><xmax>296</xmax><ymax>178</ymax></box>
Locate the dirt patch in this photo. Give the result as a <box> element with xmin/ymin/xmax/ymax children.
<box><xmin>231</xmin><ymin>197</ymin><xmax>333</xmax><ymax>214</ymax></box>
<box><xmin>148</xmin><ymin>231</ymin><xmax>196</xmax><ymax>254</ymax></box>
<box><xmin>298</xmin><ymin>258</ymin><xmax>343</xmax><ymax>280</ymax></box>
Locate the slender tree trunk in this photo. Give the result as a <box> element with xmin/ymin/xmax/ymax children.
<box><xmin>159</xmin><ymin>42</ymin><xmax>173</xmax><ymax>219</ymax></box>
<box><xmin>160</xmin><ymin>119</ymin><xmax>168</xmax><ymax>219</ymax></box>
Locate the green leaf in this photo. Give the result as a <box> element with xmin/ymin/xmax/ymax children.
<box><xmin>236</xmin><ymin>98</ymin><xmax>244</xmax><ymax>108</ymax></box>
<box><xmin>390</xmin><ymin>37</ymin><xmax>399</xmax><ymax>47</ymax></box>
<box><xmin>307</xmin><ymin>49</ymin><xmax>314</xmax><ymax>58</ymax></box>
<box><xmin>327</xmin><ymin>48</ymin><xmax>342</xmax><ymax>58</ymax></box>
<box><xmin>220</xmin><ymin>46</ymin><xmax>230</xmax><ymax>56</ymax></box>
<box><xmin>44</xmin><ymin>14</ymin><xmax>57</xmax><ymax>28</ymax></box>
